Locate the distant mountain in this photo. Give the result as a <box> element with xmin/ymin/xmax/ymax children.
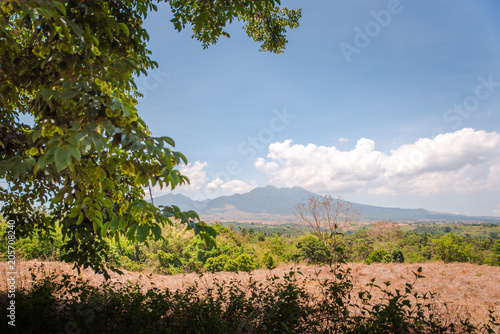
<box><xmin>152</xmin><ymin>186</ymin><xmax>500</xmax><ymax>222</ymax></box>
<box><xmin>153</xmin><ymin>186</ymin><xmax>316</xmax><ymax>215</ymax></box>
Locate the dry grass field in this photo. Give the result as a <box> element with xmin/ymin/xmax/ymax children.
<box><xmin>2</xmin><ymin>260</ymin><xmax>499</xmax><ymax>328</ymax></box>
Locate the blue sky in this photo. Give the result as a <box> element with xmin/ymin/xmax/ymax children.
<box><xmin>138</xmin><ymin>0</ymin><xmax>500</xmax><ymax>216</ymax></box>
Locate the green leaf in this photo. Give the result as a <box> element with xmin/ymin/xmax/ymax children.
<box><xmin>52</xmin><ymin>1</ymin><xmax>66</xmax><ymax>15</ymax></box>
<box><xmin>93</xmin><ymin>209</ymin><xmax>103</xmax><ymax>221</ymax></box>
<box><xmin>161</xmin><ymin>136</ymin><xmax>175</xmax><ymax>147</ymax></box>
<box><xmin>92</xmin><ymin>218</ymin><xmax>100</xmax><ymax>232</ymax></box>
<box><xmin>62</xmin><ymin>17</ymin><xmax>82</xmax><ymax>36</ymax></box>
<box><xmin>54</xmin><ymin>146</ymin><xmax>72</xmax><ymax>171</ymax></box>
<box><xmin>137</xmin><ymin>225</ymin><xmax>148</xmax><ymax>242</ymax></box>
<box><xmin>40</xmin><ymin>88</ymin><xmax>59</xmax><ymax>101</ymax></box>
<box><xmin>67</xmin><ymin>145</ymin><xmax>81</xmax><ymax>161</ymax></box>
<box><xmin>202</xmin><ymin>225</ymin><xmax>217</xmax><ymax>238</ymax></box>
<box><xmin>101</xmin><ymin>221</ymin><xmax>110</xmax><ymax>238</ymax></box>
<box><xmin>117</xmin><ymin>22</ymin><xmax>130</xmax><ymax>36</ymax></box>
<box><xmin>152</xmin><ymin>225</ymin><xmax>162</xmax><ymax>240</ymax></box>
<box><xmin>67</xmin><ymin>205</ymin><xmax>81</xmax><ymax>218</ymax></box>
<box><xmin>163</xmin><ymin>211</ymin><xmax>174</xmax><ymax>218</ymax></box>
<box><xmin>193</xmin><ymin>223</ymin><xmax>201</xmax><ymax>235</ymax></box>
<box><xmin>60</xmin><ymin>88</ymin><xmax>79</xmax><ymax>100</ymax></box>
<box><xmin>109</xmin><ymin>216</ymin><xmax>120</xmax><ymax>232</ymax></box>
<box><xmin>136</xmin><ymin>174</ymin><xmax>149</xmax><ymax>185</ymax></box>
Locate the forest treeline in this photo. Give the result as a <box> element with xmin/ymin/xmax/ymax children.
<box><xmin>2</xmin><ymin>219</ymin><xmax>499</xmax><ymax>274</ymax></box>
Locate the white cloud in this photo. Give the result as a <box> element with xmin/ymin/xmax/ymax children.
<box><xmin>152</xmin><ymin>160</ymin><xmax>256</xmax><ymax>200</ymax></box>
<box><xmin>338</xmin><ymin>137</ymin><xmax>349</xmax><ymax>143</ymax></box>
<box><xmin>206</xmin><ymin>178</ymin><xmax>256</xmax><ymax>197</ymax></box>
<box><xmin>151</xmin><ymin>161</ymin><xmax>208</xmax><ymax>199</ymax></box>
<box><xmin>178</xmin><ymin>161</ymin><xmax>209</xmax><ymax>190</ymax></box>
<box><xmin>255</xmin><ymin>128</ymin><xmax>500</xmax><ymax>196</ymax></box>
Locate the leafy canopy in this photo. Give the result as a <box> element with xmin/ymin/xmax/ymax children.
<box><xmin>0</xmin><ymin>0</ymin><xmax>301</xmax><ymax>278</ymax></box>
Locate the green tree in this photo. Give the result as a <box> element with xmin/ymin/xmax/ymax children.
<box><xmin>433</xmin><ymin>233</ymin><xmax>470</xmax><ymax>263</ymax></box>
<box><xmin>486</xmin><ymin>240</ymin><xmax>500</xmax><ymax>266</ymax></box>
<box><xmin>262</xmin><ymin>252</ymin><xmax>275</xmax><ymax>269</ymax></box>
<box><xmin>205</xmin><ymin>254</ymin><xmax>229</xmax><ymax>273</ymax></box>
<box><xmin>225</xmin><ymin>253</ymin><xmax>256</xmax><ymax>272</ymax></box>
<box><xmin>391</xmin><ymin>248</ymin><xmax>405</xmax><ymax>263</ymax></box>
<box><xmin>0</xmin><ymin>1</ymin><xmax>301</xmax><ymax>278</ymax></box>
<box><xmin>364</xmin><ymin>249</ymin><xmax>392</xmax><ymax>264</ymax></box>
<box><xmin>296</xmin><ymin>234</ymin><xmax>332</xmax><ymax>264</ymax></box>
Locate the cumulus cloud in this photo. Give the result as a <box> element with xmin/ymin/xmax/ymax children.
<box><xmin>151</xmin><ymin>161</ymin><xmax>208</xmax><ymax>198</ymax></box>
<box><xmin>206</xmin><ymin>178</ymin><xmax>256</xmax><ymax>197</ymax></box>
<box><xmin>255</xmin><ymin>128</ymin><xmax>500</xmax><ymax>196</ymax></box>
<box><xmin>178</xmin><ymin>161</ymin><xmax>209</xmax><ymax>190</ymax></box>
<box><xmin>152</xmin><ymin>160</ymin><xmax>256</xmax><ymax>200</ymax></box>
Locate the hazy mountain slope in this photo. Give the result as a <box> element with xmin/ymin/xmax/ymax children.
<box><xmin>152</xmin><ymin>186</ymin><xmax>500</xmax><ymax>222</ymax></box>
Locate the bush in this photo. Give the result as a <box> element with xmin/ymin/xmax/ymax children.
<box><xmin>17</xmin><ymin>238</ymin><xmax>60</xmax><ymax>261</ymax></box>
<box><xmin>296</xmin><ymin>235</ymin><xmax>331</xmax><ymax>264</ymax></box>
<box><xmin>2</xmin><ymin>267</ymin><xmax>498</xmax><ymax>334</ymax></box>
<box><xmin>205</xmin><ymin>254</ymin><xmax>230</xmax><ymax>273</ymax></box>
<box><xmin>391</xmin><ymin>248</ymin><xmax>405</xmax><ymax>263</ymax></box>
<box><xmin>0</xmin><ymin>220</ymin><xmax>62</xmax><ymax>261</ymax></box>
<box><xmin>365</xmin><ymin>249</ymin><xmax>392</xmax><ymax>264</ymax></box>
<box><xmin>485</xmin><ymin>241</ymin><xmax>500</xmax><ymax>266</ymax></box>
<box><xmin>225</xmin><ymin>253</ymin><xmax>256</xmax><ymax>272</ymax></box>
<box><xmin>433</xmin><ymin>233</ymin><xmax>470</xmax><ymax>263</ymax></box>
<box><xmin>406</xmin><ymin>252</ymin><xmax>427</xmax><ymax>264</ymax></box>
<box><xmin>156</xmin><ymin>250</ymin><xmax>182</xmax><ymax>268</ymax></box>
<box><xmin>262</xmin><ymin>252</ymin><xmax>276</xmax><ymax>269</ymax></box>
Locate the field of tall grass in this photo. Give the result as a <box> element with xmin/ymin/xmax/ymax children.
<box><xmin>1</xmin><ymin>260</ymin><xmax>498</xmax><ymax>333</ymax></box>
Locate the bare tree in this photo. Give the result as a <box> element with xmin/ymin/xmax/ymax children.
<box><xmin>294</xmin><ymin>195</ymin><xmax>360</xmax><ymax>262</ymax></box>
<box><xmin>370</xmin><ymin>220</ymin><xmax>403</xmax><ymax>244</ymax></box>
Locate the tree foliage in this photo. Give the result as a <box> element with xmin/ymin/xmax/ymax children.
<box><xmin>433</xmin><ymin>232</ymin><xmax>471</xmax><ymax>263</ymax></box>
<box><xmin>296</xmin><ymin>234</ymin><xmax>332</xmax><ymax>264</ymax></box>
<box><xmin>0</xmin><ymin>0</ymin><xmax>301</xmax><ymax>278</ymax></box>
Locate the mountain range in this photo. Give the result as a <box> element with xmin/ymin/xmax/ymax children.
<box><xmin>152</xmin><ymin>186</ymin><xmax>500</xmax><ymax>223</ymax></box>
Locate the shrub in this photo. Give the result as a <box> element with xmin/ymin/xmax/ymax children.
<box><xmin>365</xmin><ymin>249</ymin><xmax>392</xmax><ymax>264</ymax></box>
<box><xmin>406</xmin><ymin>252</ymin><xmax>426</xmax><ymax>264</ymax></box>
<box><xmin>17</xmin><ymin>238</ymin><xmax>60</xmax><ymax>261</ymax></box>
<box><xmin>262</xmin><ymin>252</ymin><xmax>276</xmax><ymax>269</ymax></box>
<box><xmin>156</xmin><ymin>250</ymin><xmax>182</xmax><ymax>268</ymax></box>
<box><xmin>296</xmin><ymin>235</ymin><xmax>331</xmax><ymax>264</ymax></box>
<box><xmin>485</xmin><ymin>241</ymin><xmax>500</xmax><ymax>266</ymax></box>
<box><xmin>226</xmin><ymin>253</ymin><xmax>256</xmax><ymax>272</ymax></box>
<box><xmin>391</xmin><ymin>248</ymin><xmax>405</xmax><ymax>263</ymax></box>
<box><xmin>223</xmin><ymin>258</ymin><xmax>239</xmax><ymax>272</ymax></box>
<box><xmin>433</xmin><ymin>233</ymin><xmax>470</xmax><ymax>263</ymax></box>
<box><xmin>3</xmin><ymin>267</ymin><xmax>499</xmax><ymax>334</ymax></box>
<box><xmin>205</xmin><ymin>254</ymin><xmax>230</xmax><ymax>273</ymax></box>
